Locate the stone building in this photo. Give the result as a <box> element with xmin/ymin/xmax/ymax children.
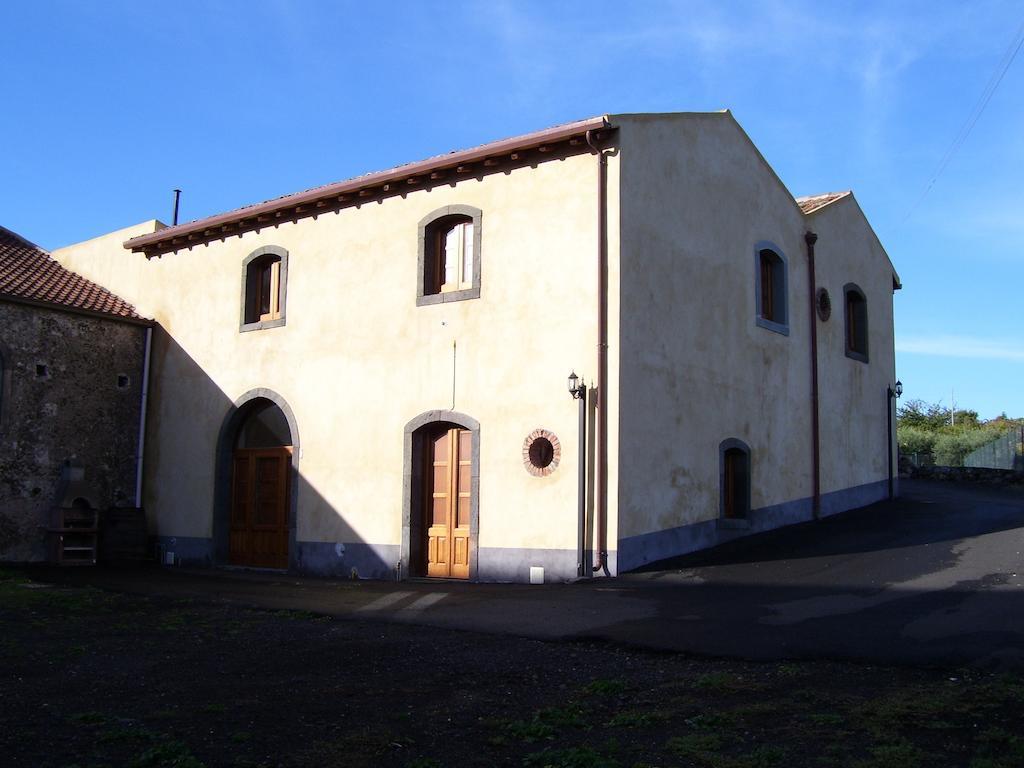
<box><xmin>0</xmin><ymin>226</ymin><xmax>151</xmax><ymax>561</ymax></box>
<box><xmin>54</xmin><ymin>111</ymin><xmax>900</xmax><ymax>582</ymax></box>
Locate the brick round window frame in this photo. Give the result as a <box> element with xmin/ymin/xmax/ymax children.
<box><xmin>523</xmin><ymin>429</ymin><xmax>561</xmax><ymax>477</ymax></box>
<box><xmin>816</xmin><ymin>287</ymin><xmax>832</xmax><ymax>322</ymax></box>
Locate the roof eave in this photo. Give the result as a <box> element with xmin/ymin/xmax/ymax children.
<box><xmin>125</xmin><ymin>116</ymin><xmax>613</xmax><ymax>256</ymax></box>
<box><xmin>0</xmin><ymin>292</ymin><xmax>154</xmax><ymax>327</ymax></box>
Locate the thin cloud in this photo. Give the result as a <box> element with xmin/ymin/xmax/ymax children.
<box><xmin>897</xmin><ymin>335</ymin><xmax>1024</xmax><ymax>361</ymax></box>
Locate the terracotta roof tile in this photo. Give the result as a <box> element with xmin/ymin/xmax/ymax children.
<box><xmin>796</xmin><ymin>191</ymin><xmax>851</xmax><ymax>214</ymax></box>
<box><xmin>0</xmin><ymin>226</ymin><xmax>147</xmax><ymax>322</ymax></box>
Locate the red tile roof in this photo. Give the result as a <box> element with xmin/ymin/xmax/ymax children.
<box><xmin>125</xmin><ymin>115</ymin><xmax>613</xmax><ymax>256</ymax></box>
<box><xmin>796</xmin><ymin>191</ymin><xmax>851</xmax><ymax>214</ymax></box>
<box><xmin>0</xmin><ymin>225</ymin><xmax>149</xmax><ymax>323</ymax></box>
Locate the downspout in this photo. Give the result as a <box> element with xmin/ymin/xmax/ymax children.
<box><xmin>804</xmin><ymin>231</ymin><xmax>821</xmax><ymax>520</ymax></box>
<box><xmin>586</xmin><ymin>128</ymin><xmax>611</xmax><ymax>577</ymax></box>
<box><xmin>134</xmin><ymin>326</ymin><xmax>153</xmax><ymax>508</ymax></box>
<box><xmin>887</xmin><ymin>390</ymin><xmax>894</xmax><ymax>499</ymax></box>
<box><xmin>576</xmin><ymin>384</ymin><xmax>588</xmax><ymax>578</ymax></box>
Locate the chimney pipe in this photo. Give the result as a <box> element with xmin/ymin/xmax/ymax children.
<box><xmin>172</xmin><ymin>189</ymin><xmax>181</xmax><ymax>226</ymax></box>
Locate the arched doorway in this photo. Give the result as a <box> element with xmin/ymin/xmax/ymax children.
<box><xmin>404</xmin><ymin>411</ymin><xmax>479</xmax><ymax>580</ymax></box>
<box><xmin>227</xmin><ymin>398</ymin><xmax>293</xmax><ymax>568</ymax></box>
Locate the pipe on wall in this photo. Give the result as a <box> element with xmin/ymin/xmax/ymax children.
<box><xmin>576</xmin><ymin>384</ymin><xmax>587</xmax><ymax>578</ymax></box>
<box><xmin>586</xmin><ymin>128</ymin><xmax>611</xmax><ymax>577</ymax></box>
<box><xmin>134</xmin><ymin>326</ymin><xmax>153</xmax><ymax>508</ymax></box>
<box><xmin>804</xmin><ymin>231</ymin><xmax>821</xmax><ymax>520</ymax></box>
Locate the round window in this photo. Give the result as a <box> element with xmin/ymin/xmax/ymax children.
<box><xmin>816</xmin><ymin>287</ymin><xmax>832</xmax><ymax>321</ymax></box>
<box><xmin>523</xmin><ymin>429</ymin><xmax>561</xmax><ymax>477</ymax></box>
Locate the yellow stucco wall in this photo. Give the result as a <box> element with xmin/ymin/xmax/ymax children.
<box><xmin>610</xmin><ymin>112</ymin><xmax>896</xmax><ymax>567</ymax></box>
<box><xmin>807</xmin><ymin>195</ymin><xmax>898</xmax><ymax>497</ymax></box>
<box><xmin>54</xmin><ymin>112</ymin><xmax>896</xmax><ymax>578</ymax></box>
<box><xmin>54</xmin><ymin>150</ymin><xmax>617</xmax><ymax>579</ymax></box>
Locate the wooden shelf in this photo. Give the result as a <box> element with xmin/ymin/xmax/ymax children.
<box><xmin>48</xmin><ymin>508</ymin><xmax>99</xmax><ymax>566</ymax></box>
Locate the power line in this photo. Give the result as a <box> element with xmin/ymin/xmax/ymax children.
<box><xmin>902</xmin><ymin>17</ymin><xmax>1024</xmax><ymax>225</ymax></box>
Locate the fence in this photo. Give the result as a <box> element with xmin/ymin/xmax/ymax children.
<box><xmin>963</xmin><ymin>426</ymin><xmax>1024</xmax><ymax>471</ymax></box>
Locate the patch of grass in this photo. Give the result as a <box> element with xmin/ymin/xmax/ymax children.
<box><xmin>0</xmin><ymin>568</ymin><xmax>30</xmax><ymax>583</ymax></box>
<box><xmin>728</xmin><ymin>701</ymin><xmax>782</xmax><ymax>718</ymax></box>
<box><xmin>970</xmin><ymin>726</ymin><xmax>1024</xmax><ymax>767</ymax></box>
<box><xmin>502</xmin><ymin>702</ymin><xmax>592</xmax><ymax>744</ymax></box>
<box><xmin>853</xmin><ymin>741</ymin><xmax>926</xmax><ymax>768</ymax></box>
<box><xmin>735</xmin><ymin>745</ymin><xmax>786</xmax><ymax>767</ymax></box>
<box><xmin>775</xmin><ymin>663</ymin><xmax>803</xmax><ymax>676</ymax></box>
<box><xmin>693</xmin><ymin>672</ymin><xmax>760</xmax><ymax>692</ymax></box>
<box><xmin>231</xmin><ymin>731</ymin><xmax>252</xmax><ymax>743</ymax></box>
<box><xmin>605</xmin><ymin>710</ymin><xmax>667</xmax><ymax>728</ymax></box>
<box><xmin>684</xmin><ymin>711</ymin><xmax>737</xmax><ymax>731</ymax></box>
<box><xmin>522</xmin><ymin>746</ymin><xmax>619</xmax><ymax>768</ymax></box>
<box><xmin>130</xmin><ymin>739</ymin><xmax>204</xmax><ymax>768</ymax></box>
<box><xmin>99</xmin><ymin>725</ymin><xmax>158</xmax><ymax>744</ymax></box>
<box><xmin>536</xmin><ymin>703</ymin><xmax>589</xmax><ymax>729</ymax></box>
<box><xmin>505</xmin><ymin>719</ymin><xmax>556</xmax><ymax>743</ymax></box>
<box><xmin>200</xmin><ymin>703</ymin><xmax>226</xmax><ymax>714</ymax></box>
<box><xmin>273</xmin><ymin>609</ymin><xmax>318</xmax><ymax>621</ymax></box>
<box><xmin>583</xmin><ymin>679</ymin><xmax>627</xmax><ymax>695</ymax></box>
<box><xmin>665</xmin><ymin>732</ymin><xmax>723</xmax><ymax>758</ymax></box>
<box><xmin>806</xmin><ymin>713</ymin><xmax>844</xmax><ymax>726</ymax></box>
<box><xmin>69</xmin><ymin>711</ymin><xmax>108</xmax><ymax>725</ymax></box>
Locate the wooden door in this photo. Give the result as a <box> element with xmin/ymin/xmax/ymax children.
<box><xmin>425</xmin><ymin>427</ymin><xmax>472</xmax><ymax>579</ymax></box>
<box><xmin>230</xmin><ymin>447</ymin><xmax>291</xmax><ymax>568</ymax></box>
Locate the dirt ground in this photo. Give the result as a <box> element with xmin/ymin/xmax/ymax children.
<box><xmin>2</xmin><ymin>568</ymin><xmax>1023</xmax><ymax>768</ymax></box>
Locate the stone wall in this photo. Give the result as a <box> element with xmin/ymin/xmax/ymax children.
<box><xmin>0</xmin><ymin>301</ymin><xmax>146</xmax><ymax>561</ymax></box>
<box><xmin>905</xmin><ymin>462</ymin><xmax>1024</xmax><ymax>487</ymax></box>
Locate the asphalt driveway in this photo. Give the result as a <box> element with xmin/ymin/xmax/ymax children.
<box><xmin>29</xmin><ymin>478</ymin><xmax>1024</xmax><ymax>669</ymax></box>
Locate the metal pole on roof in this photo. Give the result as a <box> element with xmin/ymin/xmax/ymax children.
<box><xmin>172</xmin><ymin>189</ymin><xmax>181</xmax><ymax>226</ymax></box>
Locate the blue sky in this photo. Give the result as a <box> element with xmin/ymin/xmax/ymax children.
<box><xmin>2</xmin><ymin>1</ymin><xmax>1022</xmax><ymax>418</ymax></box>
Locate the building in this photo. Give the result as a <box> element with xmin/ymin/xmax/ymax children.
<box><xmin>0</xmin><ymin>226</ymin><xmax>151</xmax><ymax>562</ymax></box>
<box><xmin>52</xmin><ymin>111</ymin><xmax>900</xmax><ymax>582</ymax></box>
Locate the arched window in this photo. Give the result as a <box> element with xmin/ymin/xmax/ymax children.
<box><xmin>720</xmin><ymin>439</ymin><xmax>751</xmax><ymax>520</ymax></box>
<box><xmin>240</xmin><ymin>246</ymin><xmax>289</xmax><ymax>331</ymax></box>
<box><xmin>844</xmin><ymin>283</ymin><xmax>868</xmax><ymax>362</ymax></box>
<box><xmin>417</xmin><ymin>205</ymin><xmax>482</xmax><ymax>306</ymax></box>
<box><xmin>754</xmin><ymin>242</ymin><xmax>788</xmax><ymax>335</ymax></box>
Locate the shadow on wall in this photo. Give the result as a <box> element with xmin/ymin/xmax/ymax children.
<box><xmin>146</xmin><ymin>330</ymin><xmax>396</xmax><ymax>580</ymax></box>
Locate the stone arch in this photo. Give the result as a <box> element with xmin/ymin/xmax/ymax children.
<box><xmin>213</xmin><ymin>388</ymin><xmax>300</xmax><ymax>568</ymax></box>
<box><xmin>402</xmin><ymin>409</ymin><xmax>480</xmax><ymax>579</ymax></box>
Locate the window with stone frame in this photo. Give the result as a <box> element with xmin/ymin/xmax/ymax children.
<box><xmin>240</xmin><ymin>246</ymin><xmax>288</xmax><ymax>331</ymax></box>
<box><xmin>844</xmin><ymin>283</ymin><xmax>869</xmax><ymax>362</ymax></box>
<box><xmin>417</xmin><ymin>205</ymin><xmax>482</xmax><ymax>306</ymax></box>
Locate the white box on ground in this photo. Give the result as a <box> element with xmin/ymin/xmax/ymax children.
<box><xmin>529</xmin><ymin>566</ymin><xmax>544</xmax><ymax>585</ymax></box>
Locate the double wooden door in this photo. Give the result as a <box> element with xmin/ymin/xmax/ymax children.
<box><xmin>230</xmin><ymin>447</ymin><xmax>291</xmax><ymax>569</ymax></box>
<box><xmin>425</xmin><ymin>427</ymin><xmax>472</xmax><ymax>579</ymax></box>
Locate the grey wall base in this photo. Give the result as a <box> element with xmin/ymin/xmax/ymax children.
<box><xmin>295</xmin><ymin>541</ymin><xmax>400</xmax><ymax>581</ymax></box>
<box><xmin>157</xmin><ymin>536</ymin><xmax>214</xmax><ymax>567</ymax></box>
<box><xmin>618</xmin><ymin>479</ymin><xmax>889</xmax><ymax>572</ymax></box>
<box><xmin>157</xmin><ymin>536</ymin><xmax>399</xmax><ymax>579</ymax></box>
<box><xmin>475</xmin><ymin>546</ymin><xmax>618</xmax><ymax>583</ymax></box>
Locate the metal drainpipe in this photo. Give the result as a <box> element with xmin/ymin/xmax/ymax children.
<box><xmin>586</xmin><ymin>128</ymin><xmax>611</xmax><ymax>577</ymax></box>
<box><xmin>134</xmin><ymin>326</ymin><xmax>153</xmax><ymax>508</ymax></box>
<box><xmin>576</xmin><ymin>382</ymin><xmax>588</xmax><ymax>578</ymax></box>
<box><xmin>887</xmin><ymin>388</ymin><xmax>895</xmax><ymax>499</ymax></box>
<box><xmin>805</xmin><ymin>231</ymin><xmax>821</xmax><ymax>520</ymax></box>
